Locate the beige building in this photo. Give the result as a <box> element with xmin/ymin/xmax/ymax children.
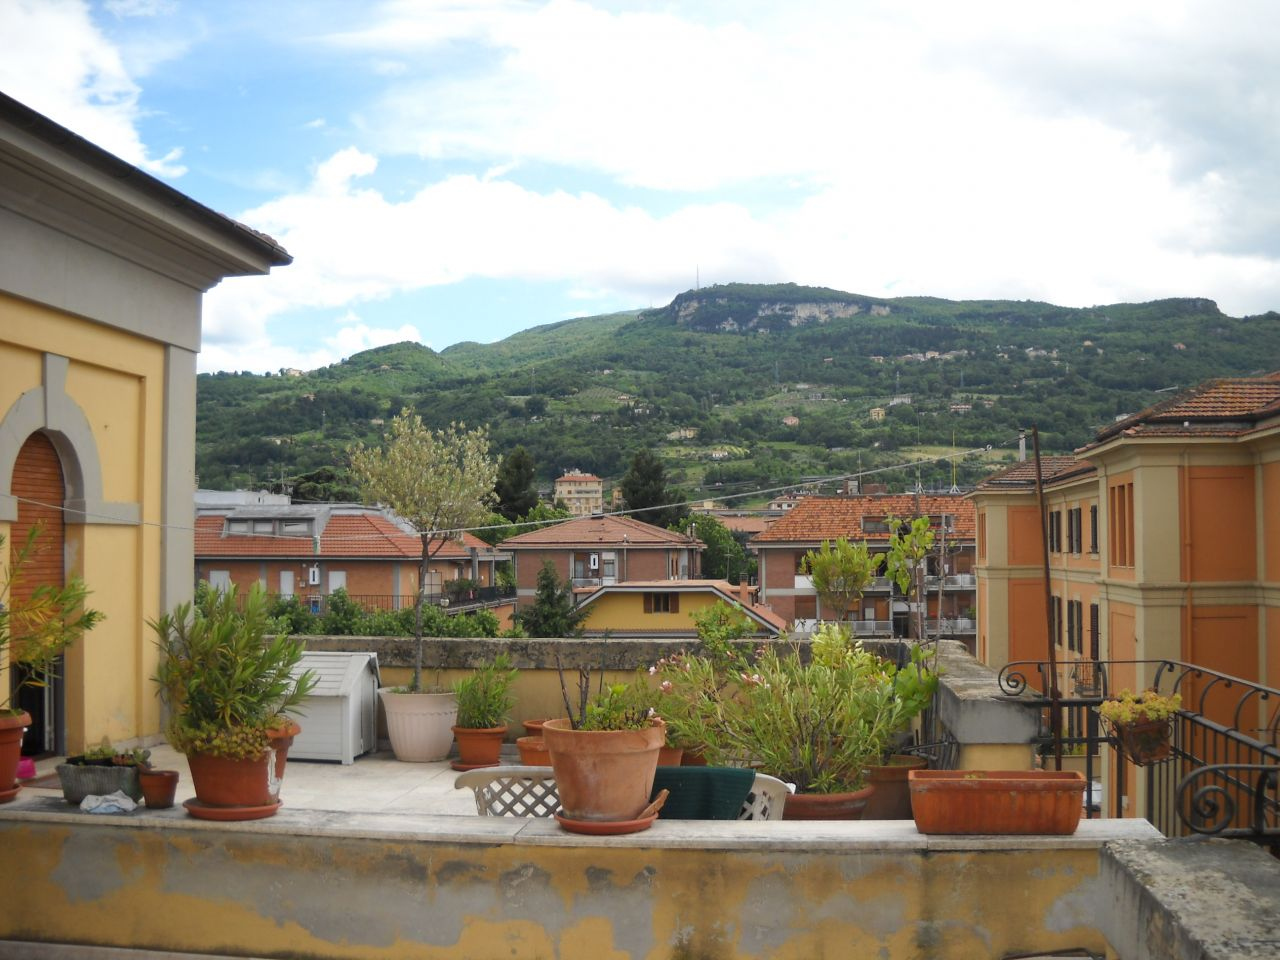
<box><xmin>0</xmin><ymin>94</ymin><xmax>289</xmax><ymax>754</ymax></box>
<box><xmin>553</xmin><ymin>469</ymin><xmax>605</xmax><ymax>517</ymax></box>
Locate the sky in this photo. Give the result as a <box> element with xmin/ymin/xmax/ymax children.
<box><xmin>2</xmin><ymin>0</ymin><xmax>1279</xmax><ymax>375</ymax></box>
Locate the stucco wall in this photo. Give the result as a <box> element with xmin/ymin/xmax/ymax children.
<box><xmin>0</xmin><ymin>811</ymin><xmax>1144</xmax><ymax>959</ymax></box>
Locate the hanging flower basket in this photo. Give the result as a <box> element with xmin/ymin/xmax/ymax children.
<box><xmin>1111</xmin><ymin>717</ymin><xmax>1173</xmax><ymax>766</ymax></box>
<box><xmin>1098</xmin><ymin>689</ymin><xmax>1180</xmax><ymax>766</ymax></box>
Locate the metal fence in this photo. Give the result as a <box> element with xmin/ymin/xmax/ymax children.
<box><xmin>997</xmin><ymin>658</ymin><xmax>1280</xmax><ymax>850</ymax></box>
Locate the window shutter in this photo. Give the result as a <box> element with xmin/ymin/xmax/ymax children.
<box><xmin>643</xmin><ymin>593</ymin><xmax>653</xmax><ymax>614</ymax></box>
<box><xmin>670</xmin><ymin>593</ymin><xmax>680</xmax><ymax>614</ymax></box>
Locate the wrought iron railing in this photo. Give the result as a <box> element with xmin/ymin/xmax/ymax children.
<box><xmin>996</xmin><ymin>658</ymin><xmax>1280</xmax><ymax>849</ymax></box>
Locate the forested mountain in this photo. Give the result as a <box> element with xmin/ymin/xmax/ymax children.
<box><xmin>197</xmin><ymin>284</ymin><xmax>1280</xmax><ymax>501</ymax></box>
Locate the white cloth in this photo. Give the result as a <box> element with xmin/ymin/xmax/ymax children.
<box><xmin>79</xmin><ymin>790</ymin><xmax>138</xmax><ymax>814</ymax></box>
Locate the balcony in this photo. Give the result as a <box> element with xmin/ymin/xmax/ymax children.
<box><xmin>944</xmin><ymin>573</ymin><xmax>977</xmax><ymax>589</ymax></box>
<box><xmin>4</xmin><ymin>641</ymin><xmax>1279</xmax><ymax>958</ymax></box>
<box><xmin>927</xmin><ymin>616</ymin><xmax>976</xmax><ymax>635</ymax></box>
<box><xmin>852</xmin><ymin>618</ymin><xmax>895</xmax><ymax>637</ymax></box>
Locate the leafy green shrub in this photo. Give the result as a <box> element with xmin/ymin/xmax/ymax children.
<box><xmin>453</xmin><ymin>653</ymin><xmax>518</xmax><ymax>728</ymax></box>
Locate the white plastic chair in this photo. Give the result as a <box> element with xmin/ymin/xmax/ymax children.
<box><xmin>454</xmin><ymin>766</ymin><xmax>790</xmax><ymax>820</ymax></box>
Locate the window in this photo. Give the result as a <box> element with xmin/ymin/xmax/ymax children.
<box><xmin>1109</xmin><ymin>482</ymin><xmax>1135</xmax><ymax>567</ymax></box>
<box><xmin>1048</xmin><ymin>511</ymin><xmax>1062</xmax><ymax>553</ymax></box>
<box><xmin>328</xmin><ymin>570</ymin><xmax>347</xmax><ymax>593</ymax></box>
<box><xmin>208</xmin><ymin>570</ymin><xmax>231</xmax><ymax>592</ymax></box>
<box><xmin>643</xmin><ymin>593</ymin><xmax>679</xmax><ymax>614</ymax></box>
<box><xmin>1067</xmin><ymin>599</ymin><xmax>1083</xmax><ymax>652</ymax></box>
<box><xmin>280</xmin><ymin>570</ymin><xmax>294</xmax><ymax>597</ymax></box>
<box><xmin>1089</xmin><ymin>505</ymin><xmax>1098</xmax><ymax>554</ymax></box>
<box><xmin>861</xmin><ymin>517</ymin><xmax>892</xmax><ymax>535</ymax></box>
<box><xmin>281</xmin><ymin>519</ymin><xmax>312</xmax><ymax>537</ymax></box>
<box><xmin>1089</xmin><ymin>602</ymin><xmax>1100</xmax><ymax>659</ymax></box>
<box><xmin>977</xmin><ymin>511</ymin><xmax>987</xmax><ymax>561</ymax></box>
<box><xmin>1067</xmin><ymin>508</ymin><xmax>1082</xmax><ymax>554</ymax></box>
<box><xmin>226</xmin><ymin>519</ymin><xmax>250</xmax><ymax>535</ymax></box>
<box><xmin>1050</xmin><ymin>596</ymin><xmax>1063</xmax><ymax>647</ymax></box>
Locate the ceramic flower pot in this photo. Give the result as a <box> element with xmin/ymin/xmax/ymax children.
<box><xmin>0</xmin><ymin>712</ymin><xmax>31</xmax><ymax>804</ymax></box>
<box><xmin>909</xmin><ymin>769</ymin><xmax>1086</xmax><ymax>835</ymax></box>
<box><xmin>781</xmin><ymin>784</ymin><xmax>875</xmax><ymax>820</ymax></box>
<box><xmin>1114</xmin><ymin>718</ymin><xmax>1172</xmax><ymax>766</ymax></box>
<box><xmin>451</xmin><ymin>725</ymin><xmax>507</xmax><ymax>770</ymax></box>
<box><xmin>379</xmin><ymin>688</ymin><xmax>458</xmax><ymax>762</ymax></box>
<box><xmin>139</xmin><ymin>769</ymin><xmax>180</xmax><ymax>809</ymax></box>
<box><xmin>516</xmin><ymin>736</ymin><xmax>551</xmax><ymax>766</ymax></box>
<box><xmin>862</xmin><ymin>754</ymin><xmax>929</xmax><ymax>820</ymax></box>
<box><xmin>542</xmin><ymin>718</ymin><xmax>665</xmax><ymax>822</ymax></box>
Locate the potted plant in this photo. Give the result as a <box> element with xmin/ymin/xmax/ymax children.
<box><xmin>451</xmin><ymin>652</ymin><xmax>518</xmax><ymax>770</ymax></box>
<box><xmin>350</xmin><ymin>412</ymin><xmax>496</xmax><ymax>764</ymax></box>
<box><xmin>542</xmin><ymin>672</ymin><xmax>666</xmax><ymax>832</ymax></box>
<box><xmin>1</xmin><ymin>528</ymin><xmax>103</xmax><ymax>803</ymax></box>
<box><xmin>657</xmin><ymin>616</ymin><xmax>905</xmax><ymax>820</ymax></box>
<box><xmin>138</xmin><ymin>766</ymin><xmax>181</xmax><ymax>809</ymax></box>
<box><xmin>56</xmin><ymin>739</ymin><xmax>150</xmax><ymax>804</ymax></box>
<box><xmin>862</xmin><ymin>643</ymin><xmax>939</xmax><ymax>820</ymax></box>
<box><xmin>152</xmin><ymin>582</ymin><xmax>316</xmax><ymax>820</ymax></box>
<box><xmin>1099</xmin><ymin>688</ymin><xmax>1182</xmax><ymax>766</ymax></box>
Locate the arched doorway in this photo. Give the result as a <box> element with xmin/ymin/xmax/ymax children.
<box><xmin>9</xmin><ymin>432</ymin><xmax>66</xmax><ymax>756</ymax></box>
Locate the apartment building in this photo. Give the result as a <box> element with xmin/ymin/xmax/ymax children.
<box><xmin>751</xmin><ymin>493</ymin><xmax>977</xmax><ymax>642</ymax></box>
<box><xmin>553</xmin><ymin>469</ymin><xmax>605</xmax><ymax>518</ymax></box>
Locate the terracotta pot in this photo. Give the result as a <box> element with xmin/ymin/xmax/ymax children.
<box><xmin>379</xmin><ymin>688</ymin><xmax>458</xmax><ymax>762</ymax></box>
<box><xmin>187</xmin><ymin>751</ymin><xmax>277</xmax><ymax>809</ymax></box>
<box><xmin>0</xmin><ymin>712</ymin><xmax>31</xmax><ymax>804</ymax></box>
<box><xmin>657</xmin><ymin>745</ymin><xmax>684</xmax><ymax>766</ymax></box>
<box><xmin>56</xmin><ymin>763</ymin><xmax>143</xmax><ymax>804</ymax></box>
<box><xmin>268</xmin><ymin>720</ymin><xmax>301</xmax><ymax>783</ymax></box>
<box><xmin>452</xmin><ymin>725</ymin><xmax>507</xmax><ymax>769</ymax></box>
<box><xmin>139</xmin><ymin>769</ymin><xmax>180</xmax><ymax>809</ymax></box>
<box><xmin>522</xmin><ymin>718</ymin><xmax>548</xmax><ymax>737</ymax></box>
<box><xmin>909</xmin><ymin>769</ymin><xmax>1086</xmax><ymax>835</ymax></box>
<box><xmin>680</xmin><ymin>749</ymin><xmax>709</xmax><ymax>767</ymax></box>
<box><xmin>1115</xmin><ymin>718</ymin><xmax>1172</xmax><ymax>766</ymax></box>
<box><xmin>542</xmin><ymin>718</ymin><xmax>665</xmax><ymax>822</ymax></box>
<box><xmin>862</xmin><ymin>754</ymin><xmax>929</xmax><ymax>820</ymax></box>
<box><xmin>782</xmin><ymin>784</ymin><xmax>875</xmax><ymax>820</ymax></box>
<box><xmin>516</xmin><ymin>736</ymin><xmax>551</xmax><ymax>766</ymax></box>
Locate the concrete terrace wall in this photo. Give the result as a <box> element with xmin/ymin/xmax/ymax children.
<box><xmin>0</xmin><ymin>806</ymin><xmax>1159</xmax><ymax>959</ymax></box>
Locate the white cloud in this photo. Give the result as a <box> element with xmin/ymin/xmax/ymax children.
<box><xmin>0</xmin><ymin>0</ymin><xmax>186</xmax><ymax>176</ymax></box>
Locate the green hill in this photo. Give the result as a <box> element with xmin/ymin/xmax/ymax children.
<box><xmin>196</xmin><ymin>285</ymin><xmax>1279</xmax><ymax>499</ymax></box>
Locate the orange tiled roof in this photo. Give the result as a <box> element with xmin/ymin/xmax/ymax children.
<box><xmin>195</xmin><ymin>511</ymin><xmax>496</xmax><ymax>560</ymax></box>
<box><xmin>971</xmin><ymin>456</ymin><xmax>1096</xmax><ymax>491</ymax></box>
<box><xmin>556</xmin><ymin>472</ymin><xmax>601</xmax><ymax>482</ymax></box>
<box><xmin>751</xmin><ymin>495</ymin><xmax>975</xmax><ymax>544</ymax></box>
<box><xmin>1088</xmin><ymin>372</ymin><xmax>1280</xmax><ymax>445</ymax></box>
<box><xmin>500</xmin><ymin>514</ymin><xmax>701</xmax><ymax>549</ymax></box>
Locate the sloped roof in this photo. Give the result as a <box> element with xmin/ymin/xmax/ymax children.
<box><xmin>576</xmin><ymin>579</ymin><xmax>787</xmax><ymax>634</ymax></box>
<box><xmin>971</xmin><ymin>456</ymin><xmax>1096</xmax><ymax>492</ymax></box>
<box><xmin>556</xmin><ymin>472</ymin><xmax>602</xmax><ymax>482</ymax></box>
<box><xmin>195</xmin><ymin>509</ymin><xmax>499</xmax><ymax>560</ymax></box>
<box><xmin>1087</xmin><ymin>372</ymin><xmax>1280</xmax><ymax>446</ymax></box>
<box><xmin>500</xmin><ymin>514</ymin><xmax>702</xmax><ymax>549</ymax></box>
<box><xmin>751</xmin><ymin>494</ymin><xmax>975</xmax><ymax>545</ymax></box>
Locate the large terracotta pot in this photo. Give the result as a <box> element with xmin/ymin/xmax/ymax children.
<box><xmin>187</xmin><ymin>751</ymin><xmax>276</xmax><ymax>808</ymax></box>
<box><xmin>862</xmin><ymin>754</ymin><xmax>929</xmax><ymax>820</ymax></box>
<box><xmin>379</xmin><ymin>688</ymin><xmax>458</xmax><ymax>762</ymax></box>
<box><xmin>0</xmin><ymin>711</ymin><xmax>31</xmax><ymax>804</ymax></box>
<box><xmin>542</xmin><ymin>718</ymin><xmax>665</xmax><ymax>822</ymax></box>
<box><xmin>452</xmin><ymin>725</ymin><xmax>507</xmax><ymax>770</ymax></box>
<box><xmin>909</xmin><ymin>769</ymin><xmax>1086</xmax><ymax>835</ymax></box>
<box><xmin>782</xmin><ymin>784</ymin><xmax>875</xmax><ymax>820</ymax></box>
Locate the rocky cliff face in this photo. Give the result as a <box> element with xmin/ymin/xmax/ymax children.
<box><xmin>668</xmin><ymin>286</ymin><xmax>891</xmax><ymax>333</ymax></box>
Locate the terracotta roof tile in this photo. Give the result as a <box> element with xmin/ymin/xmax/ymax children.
<box><xmin>195</xmin><ymin>511</ymin><xmax>500</xmax><ymax>560</ymax></box>
<box><xmin>972</xmin><ymin>456</ymin><xmax>1096</xmax><ymax>491</ymax></box>
<box><xmin>1089</xmin><ymin>372</ymin><xmax>1280</xmax><ymax>446</ymax></box>
<box><xmin>500</xmin><ymin>514</ymin><xmax>701</xmax><ymax>549</ymax></box>
<box><xmin>751</xmin><ymin>495</ymin><xmax>975</xmax><ymax>544</ymax></box>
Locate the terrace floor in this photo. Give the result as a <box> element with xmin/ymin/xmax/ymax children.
<box><xmin>15</xmin><ymin>743</ymin><xmax>481</xmax><ymax>816</ymax></box>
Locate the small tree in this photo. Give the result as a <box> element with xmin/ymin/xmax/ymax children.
<box><xmin>494</xmin><ymin>446</ymin><xmax>539</xmax><ymax>521</ymax></box>
<box><xmin>2</xmin><ymin>528</ymin><xmax>104</xmax><ymax>715</ymax></box>
<box><xmin>885</xmin><ymin>515</ymin><xmax>935</xmax><ymax>643</ymax></box>
<box><xmin>350</xmin><ymin>410</ymin><xmax>497</xmax><ymax>691</ymax></box>
<box><xmin>620</xmin><ymin>449</ymin><xmax>688</xmax><ymax>528</ymax></box>
<box><xmin>801</xmin><ymin>537</ymin><xmax>884</xmax><ymax>622</ymax></box>
<box><xmin>514</xmin><ymin>562</ymin><xmax>588</xmax><ymax>638</ymax></box>
<box><xmin>675</xmin><ymin>514</ymin><xmax>746</xmax><ymax>582</ymax></box>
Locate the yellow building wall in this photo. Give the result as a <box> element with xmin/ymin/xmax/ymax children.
<box><xmin>581</xmin><ymin>591</ymin><xmax>730</xmax><ymax>633</ymax></box>
<box><xmin>1</xmin><ymin>295</ymin><xmax>168</xmax><ymax>751</ymax></box>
